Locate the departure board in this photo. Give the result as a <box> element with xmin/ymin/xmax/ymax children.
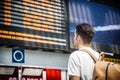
<box><xmin>0</xmin><ymin>0</ymin><xmax>68</xmax><ymax>51</ymax></box>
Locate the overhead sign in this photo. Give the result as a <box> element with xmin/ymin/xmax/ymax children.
<box><xmin>12</xmin><ymin>48</ymin><xmax>25</xmax><ymax>63</ymax></box>
<box><xmin>0</xmin><ymin>0</ymin><xmax>68</xmax><ymax>51</ymax></box>
<box><xmin>0</xmin><ymin>66</ymin><xmax>18</xmax><ymax>80</ymax></box>
<box><xmin>0</xmin><ymin>66</ymin><xmax>43</xmax><ymax>80</ymax></box>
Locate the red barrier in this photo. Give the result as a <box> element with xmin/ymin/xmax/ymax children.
<box><xmin>46</xmin><ymin>68</ymin><xmax>61</xmax><ymax>80</ymax></box>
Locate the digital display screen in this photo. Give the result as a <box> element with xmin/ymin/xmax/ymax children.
<box><xmin>0</xmin><ymin>0</ymin><xmax>69</xmax><ymax>51</ymax></box>
<box><xmin>69</xmin><ymin>0</ymin><xmax>120</xmax><ymax>53</ymax></box>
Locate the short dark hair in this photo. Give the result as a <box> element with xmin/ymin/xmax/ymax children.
<box><xmin>76</xmin><ymin>23</ymin><xmax>95</xmax><ymax>44</ymax></box>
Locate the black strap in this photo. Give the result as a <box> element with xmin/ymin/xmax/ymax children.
<box><xmin>106</xmin><ymin>63</ymin><xmax>110</xmax><ymax>80</ymax></box>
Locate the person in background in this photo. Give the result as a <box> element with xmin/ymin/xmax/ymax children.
<box><xmin>67</xmin><ymin>23</ymin><xmax>99</xmax><ymax>80</ymax></box>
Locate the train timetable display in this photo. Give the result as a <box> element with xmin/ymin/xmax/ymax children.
<box><xmin>0</xmin><ymin>0</ymin><xmax>68</xmax><ymax>51</ymax></box>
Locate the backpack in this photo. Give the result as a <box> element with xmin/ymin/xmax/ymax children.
<box><xmin>80</xmin><ymin>49</ymin><xmax>120</xmax><ymax>80</ymax></box>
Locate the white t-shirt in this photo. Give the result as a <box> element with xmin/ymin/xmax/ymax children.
<box><xmin>67</xmin><ymin>47</ymin><xmax>99</xmax><ymax>80</ymax></box>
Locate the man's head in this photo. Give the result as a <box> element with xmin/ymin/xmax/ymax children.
<box><xmin>74</xmin><ymin>23</ymin><xmax>95</xmax><ymax>47</ymax></box>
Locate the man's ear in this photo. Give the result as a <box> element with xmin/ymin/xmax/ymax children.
<box><xmin>78</xmin><ymin>35</ymin><xmax>82</xmax><ymax>42</ymax></box>
<box><xmin>77</xmin><ymin>35</ymin><xmax>80</xmax><ymax>40</ymax></box>
<box><xmin>76</xmin><ymin>35</ymin><xmax>79</xmax><ymax>40</ymax></box>
<box><xmin>76</xmin><ymin>36</ymin><xmax>78</xmax><ymax>40</ymax></box>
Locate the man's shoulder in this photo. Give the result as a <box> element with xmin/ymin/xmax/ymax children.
<box><xmin>80</xmin><ymin>47</ymin><xmax>99</xmax><ymax>58</ymax></box>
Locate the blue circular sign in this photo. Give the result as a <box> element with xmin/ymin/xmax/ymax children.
<box><xmin>13</xmin><ymin>50</ymin><xmax>23</xmax><ymax>62</ymax></box>
<box><xmin>12</xmin><ymin>48</ymin><xmax>24</xmax><ymax>63</ymax></box>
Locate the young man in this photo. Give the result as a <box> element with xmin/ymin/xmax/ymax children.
<box><xmin>68</xmin><ymin>23</ymin><xmax>99</xmax><ymax>80</ymax></box>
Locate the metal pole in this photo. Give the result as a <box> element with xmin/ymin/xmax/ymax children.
<box><xmin>18</xmin><ymin>66</ymin><xmax>22</xmax><ymax>80</ymax></box>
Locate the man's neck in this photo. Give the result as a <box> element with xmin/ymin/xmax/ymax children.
<box><xmin>78</xmin><ymin>44</ymin><xmax>90</xmax><ymax>50</ymax></box>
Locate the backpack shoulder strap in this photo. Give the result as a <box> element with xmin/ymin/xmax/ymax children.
<box><xmin>80</xmin><ymin>49</ymin><xmax>98</xmax><ymax>63</ymax></box>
